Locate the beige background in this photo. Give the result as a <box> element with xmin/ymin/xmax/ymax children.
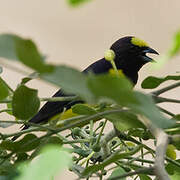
<box><xmin>0</xmin><ymin>0</ymin><xmax>180</xmax><ymax>179</ymax></box>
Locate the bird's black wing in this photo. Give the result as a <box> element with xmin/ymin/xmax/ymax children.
<box><xmin>22</xmin><ymin>58</ymin><xmax>111</xmax><ymax>130</ymax></box>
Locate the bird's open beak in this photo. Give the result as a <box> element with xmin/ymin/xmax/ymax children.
<box><xmin>142</xmin><ymin>47</ymin><xmax>159</xmax><ymax>62</ymax></box>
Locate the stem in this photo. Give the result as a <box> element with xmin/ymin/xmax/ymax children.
<box><xmin>124</xmin><ymin>157</ymin><xmax>154</xmax><ymax>164</ymax></box>
<box><xmin>0</xmin><ymin>60</ymin><xmax>29</xmax><ymax>76</ymax></box>
<box><xmin>0</xmin><ymin>78</ymin><xmax>14</xmax><ymax>93</ymax></box>
<box><xmin>40</xmin><ymin>96</ymin><xmax>78</xmax><ymax>102</ymax></box>
<box><xmin>157</xmin><ymin>106</ymin><xmax>175</xmax><ymax>117</ymax></box>
<box><xmin>0</xmin><ymin>99</ymin><xmax>11</xmax><ymax>104</ymax></box>
<box><xmin>100</xmin><ymin>129</ymin><xmax>117</xmax><ymax>158</ymax></box>
<box><xmin>63</xmin><ymin>139</ymin><xmax>90</xmax><ymax>144</ymax></box>
<box><xmin>155</xmin><ymin>96</ymin><xmax>180</xmax><ymax>104</ymax></box>
<box><xmin>139</xmin><ymin>115</ymin><xmax>170</xmax><ymax>180</ymax></box>
<box><xmin>89</xmin><ymin>120</ymin><xmax>94</xmax><ymax>148</ymax></box>
<box><xmin>0</xmin><ymin>120</ymin><xmax>55</xmax><ymax>131</ymax></box>
<box><xmin>0</xmin><ymin>96</ymin><xmax>78</xmax><ymax>104</ymax></box>
<box><xmin>96</xmin><ymin>119</ymin><xmax>107</xmax><ymax>145</ymax></box>
<box><xmin>108</xmin><ymin>167</ymin><xmax>154</xmax><ymax>180</ymax></box>
<box><xmin>0</xmin><ymin>109</ymin><xmax>12</xmax><ymax>113</ymax></box>
<box><xmin>80</xmin><ymin>151</ymin><xmax>95</xmax><ymax>166</ymax></box>
<box><xmin>151</xmin><ymin>81</ymin><xmax>180</xmax><ymax>96</ymax></box>
<box><xmin>110</xmin><ymin>60</ymin><xmax>119</xmax><ymax>75</ymax></box>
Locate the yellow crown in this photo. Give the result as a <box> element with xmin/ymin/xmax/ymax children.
<box><xmin>131</xmin><ymin>37</ymin><xmax>149</xmax><ymax>47</ymax></box>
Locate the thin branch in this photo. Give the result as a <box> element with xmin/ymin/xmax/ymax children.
<box><xmin>155</xmin><ymin>96</ymin><xmax>180</xmax><ymax>104</ymax></box>
<box><xmin>139</xmin><ymin>116</ymin><xmax>170</xmax><ymax>180</ymax></box>
<box><xmin>154</xmin><ymin>131</ymin><xmax>170</xmax><ymax>180</ymax></box>
<box><xmin>40</xmin><ymin>96</ymin><xmax>78</xmax><ymax>102</ymax></box>
<box><xmin>100</xmin><ymin>128</ymin><xmax>117</xmax><ymax>158</ymax></box>
<box><xmin>107</xmin><ymin>167</ymin><xmax>154</xmax><ymax>180</ymax></box>
<box><xmin>151</xmin><ymin>81</ymin><xmax>180</xmax><ymax>96</ymax></box>
<box><xmin>157</xmin><ymin>106</ymin><xmax>175</xmax><ymax>117</ymax></box>
<box><xmin>0</xmin><ymin>96</ymin><xmax>78</xmax><ymax>104</ymax></box>
<box><xmin>0</xmin><ymin>60</ymin><xmax>29</xmax><ymax>76</ymax></box>
<box><xmin>0</xmin><ymin>99</ymin><xmax>11</xmax><ymax>104</ymax></box>
<box><xmin>0</xmin><ymin>120</ymin><xmax>55</xmax><ymax>131</ymax></box>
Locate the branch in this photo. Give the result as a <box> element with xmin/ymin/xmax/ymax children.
<box><xmin>40</xmin><ymin>96</ymin><xmax>78</xmax><ymax>102</ymax></box>
<box><xmin>154</xmin><ymin>131</ymin><xmax>170</xmax><ymax>180</ymax></box>
<box><xmin>151</xmin><ymin>81</ymin><xmax>180</xmax><ymax>96</ymax></box>
<box><xmin>139</xmin><ymin>116</ymin><xmax>170</xmax><ymax>180</ymax></box>
<box><xmin>100</xmin><ymin>128</ymin><xmax>117</xmax><ymax>158</ymax></box>
<box><xmin>107</xmin><ymin>167</ymin><xmax>154</xmax><ymax>180</ymax></box>
<box><xmin>0</xmin><ymin>96</ymin><xmax>78</xmax><ymax>104</ymax></box>
<box><xmin>157</xmin><ymin>106</ymin><xmax>175</xmax><ymax>117</ymax></box>
<box><xmin>154</xmin><ymin>96</ymin><xmax>180</xmax><ymax>104</ymax></box>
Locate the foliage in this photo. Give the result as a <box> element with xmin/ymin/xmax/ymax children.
<box><xmin>0</xmin><ymin>3</ymin><xmax>180</xmax><ymax>179</ymax></box>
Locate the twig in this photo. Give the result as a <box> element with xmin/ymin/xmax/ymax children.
<box><xmin>100</xmin><ymin>129</ymin><xmax>117</xmax><ymax>158</ymax></box>
<box><xmin>151</xmin><ymin>81</ymin><xmax>180</xmax><ymax>96</ymax></box>
<box><xmin>0</xmin><ymin>96</ymin><xmax>78</xmax><ymax>104</ymax></box>
<box><xmin>40</xmin><ymin>96</ymin><xmax>78</xmax><ymax>102</ymax></box>
<box><xmin>155</xmin><ymin>96</ymin><xmax>180</xmax><ymax>104</ymax></box>
<box><xmin>155</xmin><ymin>131</ymin><xmax>170</xmax><ymax>180</ymax></box>
<box><xmin>139</xmin><ymin>116</ymin><xmax>170</xmax><ymax>180</ymax></box>
<box><xmin>107</xmin><ymin>167</ymin><xmax>154</xmax><ymax>180</ymax></box>
<box><xmin>80</xmin><ymin>151</ymin><xmax>95</xmax><ymax>166</ymax></box>
<box><xmin>157</xmin><ymin>106</ymin><xmax>175</xmax><ymax>117</ymax></box>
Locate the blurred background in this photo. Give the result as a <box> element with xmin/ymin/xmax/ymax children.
<box><xmin>0</xmin><ymin>0</ymin><xmax>180</xmax><ymax>179</ymax></box>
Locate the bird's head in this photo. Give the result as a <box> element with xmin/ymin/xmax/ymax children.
<box><xmin>110</xmin><ymin>36</ymin><xmax>159</xmax><ymax>71</ymax></box>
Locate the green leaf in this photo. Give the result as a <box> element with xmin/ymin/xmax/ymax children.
<box><xmin>87</xmin><ymin>74</ymin><xmax>137</xmax><ymax>106</ymax></box>
<box><xmin>0</xmin><ymin>158</ymin><xmax>17</xmax><ymax>179</ymax></box>
<box><xmin>15</xmin><ymin>134</ymin><xmax>40</xmax><ymax>152</ymax></box>
<box><xmin>166</xmin><ymin>159</ymin><xmax>180</xmax><ymax>175</ymax></box>
<box><xmin>41</xmin><ymin>65</ymin><xmax>93</xmax><ymax>102</ymax></box>
<box><xmin>105</xmin><ymin>111</ymin><xmax>146</xmax><ymax>131</ymax></box>
<box><xmin>130</xmin><ymin>92</ymin><xmax>175</xmax><ymax>129</ymax></box>
<box><xmin>0</xmin><ymin>134</ymin><xmax>40</xmax><ymax>152</ymax></box>
<box><xmin>174</xmin><ymin>114</ymin><xmax>180</xmax><ymax>121</ymax></box>
<box><xmin>0</xmin><ymin>34</ymin><xmax>52</xmax><ymax>73</ymax></box>
<box><xmin>15</xmin><ymin>153</ymin><xmax>28</xmax><ymax>163</ymax></box>
<box><xmin>141</xmin><ymin>75</ymin><xmax>180</xmax><ymax>89</ymax></box>
<box><xmin>68</xmin><ymin>0</ymin><xmax>90</xmax><ymax>6</ymax></box>
<box><xmin>15</xmin><ymin>38</ymin><xmax>53</xmax><ymax>73</ymax></box>
<box><xmin>170</xmin><ymin>172</ymin><xmax>180</xmax><ymax>180</ymax></box>
<box><xmin>108</xmin><ymin>167</ymin><xmax>126</xmax><ymax>180</ymax></box>
<box><xmin>72</xmin><ymin>104</ymin><xmax>96</xmax><ymax>115</ymax></box>
<box><xmin>0</xmin><ymin>77</ymin><xmax>9</xmax><ymax>101</ymax></box>
<box><xmin>0</xmin><ymin>34</ymin><xmax>21</xmax><ymax>61</ymax></box>
<box><xmin>15</xmin><ymin>145</ymin><xmax>72</xmax><ymax>180</ymax></box>
<box><xmin>44</xmin><ymin>136</ymin><xmax>63</xmax><ymax>146</ymax></box>
<box><xmin>169</xmin><ymin>30</ymin><xmax>180</xmax><ymax>57</ymax></box>
<box><xmin>21</xmin><ymin>72</ymin><xmax>39</xmax><ymax>85</ymax></box>
<box><xmin>139</xmin><ymin>175</ymin><xmax>152</xmax><ymax>180</ymax></box>
<box><xmin>12</xmin><ymin>85</ymin><xmax>40</xmax><ymax>120</ymax></box>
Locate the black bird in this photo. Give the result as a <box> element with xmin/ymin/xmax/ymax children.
<box><xmin>12</xmin><ymin>36</ymin><xmax>159</xmax><ymax>140</ymax></box>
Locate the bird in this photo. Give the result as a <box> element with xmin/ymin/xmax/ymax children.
<box><xmin>12</xmin><ymin>36</ymin><xmax>159</xmax><ymax>141</ymax></box>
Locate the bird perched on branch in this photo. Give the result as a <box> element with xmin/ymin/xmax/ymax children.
<box><xmin>12</xmin><ymin>36</ymin><xmax>159</xmax><ymax>141</ymax></box>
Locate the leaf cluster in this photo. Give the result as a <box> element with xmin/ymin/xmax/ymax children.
<box><xmin>0</xmin><ymin>32</ymin><xmax>179</xmax><ymax>180</ymax></box>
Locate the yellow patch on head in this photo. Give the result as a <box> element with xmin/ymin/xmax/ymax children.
<box><xmin>131</xmin><ymin>37</ymin><xmax>149</xmax><ymax>47</ymax></box>
<box><xmin>109</xmin><ymin>68</ymin><xmax>125</xmax><ymax>77</ymax></box>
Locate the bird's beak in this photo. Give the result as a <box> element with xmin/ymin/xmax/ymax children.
<box><xmin>142</xmin><ymin>47</ymin><xmax>159</xmax><ymax>62</ymax></box>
